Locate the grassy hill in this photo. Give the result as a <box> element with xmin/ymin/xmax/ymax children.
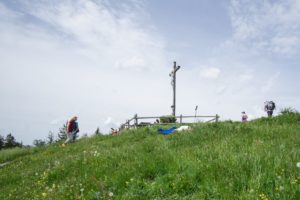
<box><xmin>1</xmin><ymin>113</ymin><xmax>300</xmax><ymax>199</ymax></box>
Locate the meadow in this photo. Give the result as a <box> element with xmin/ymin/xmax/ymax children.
<box><xmin>0</xmin><ymin>113</ymin><xmax>299</xmax><ymax>199</ymax></box>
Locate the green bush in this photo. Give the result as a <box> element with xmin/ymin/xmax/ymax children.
<box><xmin>159</xmin><ymin>115</ymin><xmax>177</xmax><ymax>123</ymax></box>
<box><xmin>280</xmin><ymin>107</ymin><xmax>298</xmax><ymax>115</ymax></box>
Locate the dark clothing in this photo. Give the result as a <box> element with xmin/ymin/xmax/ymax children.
<box><xmin>267</xmin><ymin>110</ymin><xmax>273</xmax><ymax>117</ymax></box>
<box><xmin>72</xmin><ymin>122</ymin><xmax>79</xmax><ymax>140</ymax></box>
<box><xmin>265</xmin><ymin>101</ymin><xmax>276</xmax><ymax>117</ymax></box>
<box><xmin>242</xmin><ymin>114</ymin><xmax>248</xmax><ymax>122</ymax></box>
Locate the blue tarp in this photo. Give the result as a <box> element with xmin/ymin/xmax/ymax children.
<box><xmin>158</xmin><ymin>126</ymin><xmax>177</xmax><ymax>135</ymax></box>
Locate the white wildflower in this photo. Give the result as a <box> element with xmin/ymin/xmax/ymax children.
<box><xmin>279</xmin><ymin>186</ymin><xmax>284</xmax><ymax>191</ymax></box>
<box><xmin>108</xmin><ymin>192</ymin><xmax>113</xmax><ymax>197</ymax></box>
<box><xmin>95</xmin><ymin>191</ymin><xmax>101</xmax><ymax>197</ymax></box>
<box><xmin>277</xmin><ymin>175</ymin><xmax>282</xmax><ymax>179</ymax></box>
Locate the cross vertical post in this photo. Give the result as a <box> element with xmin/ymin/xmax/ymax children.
<box><xmin>169</xmin><ymin>61</ymin><xmax>181</xmax><ymax>117</ymax></box>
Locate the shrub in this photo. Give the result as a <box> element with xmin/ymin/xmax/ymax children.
<box><xmin>159</xmin><ymin>115</ymin><xmax>177</xmax><ymax>123</ymax></box>
<box><xmin>280</xmin><ymin>107</ymin><xmax>298</xmax><ymax>115</ymax></box>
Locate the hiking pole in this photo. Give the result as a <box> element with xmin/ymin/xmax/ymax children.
<box><xmin>194</xmin><ymin>105</ymin><xmax>198</xmax><ymax>122</ymax></box>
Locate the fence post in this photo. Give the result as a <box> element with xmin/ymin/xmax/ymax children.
<box><xmin>134</xmin><ymin>114</ymin><xmax>138</xmax><ymax>126</ymax></box>
<box><xmin>180</xmin><ymin>114</ymin><xmax>182</xmax><ymax>123</ymax></box>
<box><xmin>215</xmin><ymin>114</ymin><xmax>219</xmax><ymax>122</ymax></box>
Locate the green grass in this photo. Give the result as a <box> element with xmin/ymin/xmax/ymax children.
<box><xmin>0</xmin><ymin>113</ymin><xmax>300</xmax><ymax>199</ymax></box>
<box><xmin>0</xmin><ymin>147</ymin><xmax>38</xmax><ymax>163</ymax></box>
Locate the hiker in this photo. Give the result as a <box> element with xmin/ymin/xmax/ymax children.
<box><xmin>264</xmin><ymin>101</ymin><xmax>276</xmax><ymax>117</ymax></box>
<box><xmin>111</xmin><ymin>128</ymin><xmax>119</xmax><ymax>136</ymax></box>
<box><xmin>241</xmin><ymin>111</ymin><xmax>248</xmax><ymax>122</ymax></box>
<box><xmin>62</xmin><ymin>116</ymin><xmax>79</xmax><ymax>146</ymax></box>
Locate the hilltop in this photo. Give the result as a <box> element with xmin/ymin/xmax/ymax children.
<box><xmin>1</xmin><ymin>113</ymin><xmax>300</xmax><ymax>199</ymax></box>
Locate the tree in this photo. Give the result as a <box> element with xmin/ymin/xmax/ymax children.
<box><xmin>47</xmin><ymin>131</ymin><xmax>55</xmax><ymax>144</ymax></box>
<box><xmin>33</xmin><ymin>139</ymin><xmax>46</xmax><ymax>147</ymax></box>
<box><xmin>0</xmin><ymin>135</ymin><xmax>4</xmax><ymax>150</ymax></box>
<box><xmin>57</xmin><ymin>122</ymin><xmax>67</xmax><ymax>141</ymax></box>
<box><xmin>4</xmin><ymin>133</ymin><xmax>17</xmax><ymax>148</ymax></box>
<box><xmin>94</xmin><ymin>127</ymin><xmax>101</xmax><ymax>135</ymax></box>
<box><xmin>18</xmin><ymin>141</ymin><xmax>23</xmax><ymax>148</ymax></box>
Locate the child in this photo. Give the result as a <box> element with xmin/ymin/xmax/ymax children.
<box><xmin>241</xmin><ymin>111</ymin><xmax>248</xmax><ymax>122</ymax></box>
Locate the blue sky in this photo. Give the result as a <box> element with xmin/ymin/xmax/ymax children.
<box><xmin>0</xmin><ymin>0</ymin><xmax>299</xmax><ymax>145</ymax></box>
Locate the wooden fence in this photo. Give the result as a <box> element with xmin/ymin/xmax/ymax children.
<box><xmin>119</xmin><ymin>114</ymin><xmax>220</xmax><ymax>130</ymax></box>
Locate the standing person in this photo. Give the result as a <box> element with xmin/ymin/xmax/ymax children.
<box><xmin>62</xmin><ymin>116</ymin><xmax>79</xmax><ymax>146</ymax></box>
<box><xmin>72</xmin><ymin>119</ymin><xmax>79</xmax><ymax>141</ymax></box>
<box><xmin>264</xmin><ymin>101</ymin><xmax>276</xmax><ymax>117</ymax></box>
<box><xmin>241</xmin><ymin>111</ymin><xmax>248</xmax><ymax>122</ymax></box>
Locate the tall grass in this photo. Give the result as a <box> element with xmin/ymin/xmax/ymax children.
<box><xmin>0</xmin><ymin>147</ymin><xmax>36</xmax><ymax>163</ymax></box>
<box><xmin>0</xmin><ymin>113</ymin><xmax>299</xmax><ymax>199</ymax></box>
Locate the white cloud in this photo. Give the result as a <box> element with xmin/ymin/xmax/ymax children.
<box><xmin>50</xmin><ymin>118</ymin><xmax>66</xmax><ymax>125</ymax></box>
<box><xmin>238</xmin><ymin>71</ymin><xmax>254</xmax><ymax>82</ymax></box>
<box><xmin>199</xmin><ymin>67</ymin><xmax>221</xmax><ymax>79</ymax></box>
<box><xmin>11</xmin><ymin>0</ymin><xmax>167</xmax><ymax>71</ymax></box>
<box><xmin>114</xmin><ymin>56</ymin><xmax>147</xmax><ymax>71</ymax></box>
<box><xmin>104</xmin><ymin>117</ymin><xmax>120</xmax><ymax>130</ymax></box>
<box><xmin>261</xmin><ymin>72</ymin><xmax>281</xmax><ymax>93</ymax></box>
<box><xmin>0</xmin><ymin>0</ymin><xmax>169</xmax><ymax>144</ymax></box>
<box><xmin>271</xmin><ymin>36</ymin><xmax>300</xmax><ymax>55</ymax></box>
<box><xmin>251</xmin><ymin>105</ymin><xmax>267</xmax><ymax>119</ymax></box>
<box><xmin>216</xmin><ymin>85</ymin><xmax>227</xmax><ymax>94</ymax></box>
<box><xmin>229</xmin><ymin>0</ymin><xmax>300</xmax><ymax>57</ymax></box>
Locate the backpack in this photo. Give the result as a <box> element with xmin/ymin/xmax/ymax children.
<box><xmin>66</xmin><ymin>120</ymin><xmax>77</xmax><ymax>133</ymax></box>
<box><xmin>267</xmin><ymin>101</ymin><xmax>275</xmax><ymax>110</ymax></box>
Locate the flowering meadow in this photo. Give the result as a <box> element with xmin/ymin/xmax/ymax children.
<box><xmin>0</xmin><ymin>113</ymin><xmax>299</xmax><ymax>199</ymax></box>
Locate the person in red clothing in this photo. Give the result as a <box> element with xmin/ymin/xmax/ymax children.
<box><xmin>62</xmin><ymin>116</ymin><xmax>79</xmax><ymax>146</ymax></box>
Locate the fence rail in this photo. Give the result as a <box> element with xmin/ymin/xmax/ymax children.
<box><xmin>119</xmin><ymin>114</ymin><xmax>220</xmax><ymax>130</ymax></box>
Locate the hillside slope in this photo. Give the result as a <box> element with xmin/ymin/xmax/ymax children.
<box><xmin>1</xmin><ymin>114</ymin><xmax>300</xmax><ymax>199</ymax></box>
